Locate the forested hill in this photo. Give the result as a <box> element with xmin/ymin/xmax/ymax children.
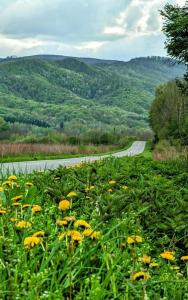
<box><xmin>0</xmin><ymin>56</ymin><xmax>186</xmax><ymax>134</ymax></box>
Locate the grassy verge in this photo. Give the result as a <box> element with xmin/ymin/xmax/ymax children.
<box><xmin>0</xmin><ymin>142</ymin><xmax>133</xmax><ymax>163</ymax></box>
<box><xmin>0</xmin><ymin>155</ymin><xmax>187</xmax><ymax>299</ymax></box>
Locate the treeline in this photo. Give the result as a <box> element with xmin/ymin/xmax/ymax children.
<box><xmin>150</xmin><ymin>81</ymin><xmax>188</xmax><ymax>145</ymax></box>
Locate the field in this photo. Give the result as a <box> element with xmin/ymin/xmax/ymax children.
<box><xmin>0</xmin><ymin>155</ymin><xmax>188</xmax><ymax>299</ymax></box>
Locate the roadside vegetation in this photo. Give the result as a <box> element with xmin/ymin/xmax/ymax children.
<box><xmin>0</xmin><ymin>156</ymin><xmax>187</xmax><ymax>299</ymax></box>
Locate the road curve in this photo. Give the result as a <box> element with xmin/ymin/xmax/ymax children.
<box><xmin>1</xmin><ymin>141</ymin><xmax>146</xmax><ymax>175</ymax></box>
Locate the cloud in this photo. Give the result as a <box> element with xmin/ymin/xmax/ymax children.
<box><xmin>0</xmin><ymin>0</ymin><xmax>185</xmax><ymax>59</ymax></box>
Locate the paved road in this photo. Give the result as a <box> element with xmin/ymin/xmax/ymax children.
<box><xmin>1</xmin><ymin>141</ymin><xmax>146</xmax><ymax>175</ymax></box>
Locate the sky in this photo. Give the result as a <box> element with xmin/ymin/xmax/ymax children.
<box><xmin>0</xmin><ymin>0</ymin><xmax>186</xmax><ymax>61</ymax></box>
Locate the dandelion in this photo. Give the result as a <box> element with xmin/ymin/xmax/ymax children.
<box><xmin>160</xmin><ymin>251</ymin><xmax>175</xmax><ymax>261</ymax></box>
<box><xmin>180</xmin><ymin>256</ymin><xmax>188</xmax><ymax>261</ymax></box>
<box><xmin>149</xmin><ymin>262</ymin><xmax>159</xmax><ymax>268</ymax></box>
<box><xmin>32</xmin><ymin>205</ymin><xmax>42</xmax><ymax>212</ymax></box>
<box><xmin>67</xmin><ymin>230</ymin><xmax>83</xmax><ymax>242</ymax></box>
<box><xmin>170</xmin><ymin>266</ymin><xmax>180</xmax><ymax>270</ymax></box>
<box><xmin>32</xmin><ymin>231</ymin><xmax>45</xmax><ymax>237</ymax></box>
<box><xmin>109</xmin><ymin>180</ymin><xmax>116</xmax><ymax>185</ymax></box>
<box><xmin>63</xmin><ymin>216</ymin><xmax>76</xmax><ymax>222</ymax></box>
<box><xmin>8</xmin><ymin>175</ymin><xmax>17</xmax><ymax>181</ymax></box>
<box><xmin>10</xmin><ymin>218</ymin><xmax>17</xmax><ymax>222</ymax></box>
<box><xmin>25</xmin><ymin>182</ymin><xmax>33</xmax><ymax>187</ymax></box>
<box><xmin>56</xmin><ymin>220</ymin><xmax>68</xmax><ymax>226</ymax></box>
<box><xmin>0</xmin><ymin>187</ymin><xmax>4</xmax><ymax>192</ymax></box>
<box><xmin>2</xmin><ymin>180</ymin><xmax>12</xmax><ymax>186</ymax></box>
<box><xmin>139</xmin><ymin>255</ymin><xmax>151</xmax><ymax>265</ymax></box>
<box><xmin>74</xmin><ymin>220</ymin><xmax>91</xmax><ymax>229</ymax></box>
<box><xmin>12</xmin><ymin>195</ymin><xmax>23</xmax><ymax>202</ymax></box>
<box><xmin>22</xmin><ymin>204</ymin><xmax>31</xmax><ymax>208</ymax></box>
<box><xmin>59</xmin><ymin>200</ymin><xmax>70</xmax><ymax>211</ymax></box>
<box><xmin>67</xmin><ymin>192</ymin><xmax>77</xmax><ymax>198</ymax></box>
<box><xmin>24</xmin><ymin>236</ymin><xmax>41</xmax><ymax>248</ymax></box>
<box><xmin>16</xmin><ymin>221</ymin><xmax>32</xmax><ymax>228</ymax></box>
<box><xmin>85</xmin><ymin>186</ymin><xmax>95</xmax><ymax>192</ymax></box>
<box><xmin>127</xmin><ymin>235</ymin><xmax>143</xmax><ymax>244</ymax></box>
<box><xmin>132</xmin><ymin>272</ymin><xmax>149</xmax><ymax>281</ymax></box>
<box><xmin>0</xmin><ymin>209</ymin><xmax>7</xmax><ymax>215</ymax></box>
<box><xmin>108</xmin><ymin>189</ymin><xmax>113</xmax><ymax>193</ymax></box>
<box><xmin>12</xmin><ymin>202</ymin><xmax>22</xmax><ymax>206</ymax></box>
<box><xmin>83</xmin><ymin>229</ymin><xmax>101</xmax><ymax>240</ymax></box>
<box><xmin>122</xmin><ymin>185</ymin><xmax>128</xmax><ymax>190</ymax></box>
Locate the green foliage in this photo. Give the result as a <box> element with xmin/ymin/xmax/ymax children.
<box><xmin>0</xmin><ymin>156</ymin><xmax>187</xmax><ymax>298</ymax></box>
<box><xmin>150</xmin><ymin>81</ymin><xmax>188</xmax><ymax>144</ymax></box>
<box><xmin>0</xmin><ymin>56</ymin><xmax>185</xmax><ymax>136</ymax></box>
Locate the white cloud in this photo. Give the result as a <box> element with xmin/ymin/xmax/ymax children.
<box><xmin>103</xmin><ymin>26</ymin><xmax>126</xmax><ymax>36</ymax></box>
<box><xmin>75</xmin><ymin>41</ymin><xmax>104</xmax><ymax>51</ymax></box>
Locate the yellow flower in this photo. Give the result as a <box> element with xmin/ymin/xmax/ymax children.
<box><xmin>25</xmin><ymin>182</ymin><xmax>33</xmax><ymax>187</ymax></box>
<box><xmin>74</xmin><ymin>220</ymin><xmax>91</xmax><ymax>229</ymax></box>
<box><xmin>139</xmin><ymin>255</ymin><xmax>151</xmax><ymax>264</ymax></box>
<box><xmin>108</xmin><ymin>189</ymin><xmax>113</xmax><ymax>193</ymax></box>
<box><xmin>8</xmin><ymin>175</ymin><xmax>17</xmax><ymax>181</ymax></box>
<box><xmin>132</xmin><ymin>272</ymin><xmax>149</xmax><ymax>281</ymax></box>
<box><xmin>85</xmin><ymin>186</ymin><xmax>95</xmax><ymax>192</ymax></box>
<box><xmin>22</xmin><ymin>204</ymin><xmax>31</xmax><ymax>208</ymax></box>
<box><xmin>12</xmin><ymin>202</ymin><xmax>21</xmax><ymax>206</ymax></box>
<box><xmin>10</xmin><ymin>218</ymin><xmax>17</xmax><ymax>222</ymax></box>
<box><xmin>181</xmin><ymin>256</ymin><xmax>188</xmax><ymax>261</ymax></box>
<box><xmin>2</xmin><ymin>180</ymin><xmax>12</xmax><ymax>186</ymax></box>
<box><xmin>127</xmin><ymin>235</ymin><xmax>143</xmax><ymax>244</ymax></box>
<box><xmin>170</xmin><ymin>266</ymin><xmax>180</xmax><ymax>270</ymax></box>
<box><xmin>149</xmin><ymin>262</ymin><xmax>159</xmax><ymax>268</ymax></box>
<box><xmin>0</xmin><ymin>209</ymin><xmax>7</xmax><ymax>215</ymax></box>
<box><xmin>32</xmin><ymin>205</ymin><xmax>42</xmax><ymax>212</ymax></box>
<box><xmin>83</xmin><ymin>229</ymin><xmax>101</xmax><ymax>240</ymax></box>
<box><xmin>0</xmin><ymin>187</ymin><xmax>4</xmax><ymax>192</ymax></box>
<box><xmin>32</xmin><ymin>231</ymin><xmax>45</xmax><ymax>237</ymax></box>
<box><xmin>12</xmin><ymin>195</ymin><xmax>23</xmax><ymax>202</ymax></box>
<box><xmin>67</xmin><ymin>192</ymin><xmax>77</xmax><ymax>198</ymax></box>
<box><xmin>122</xmin><ymin>185</ymin><xmax>128</xmax><ymax>190</ymax></box>
<box><xmin>16</xmin><ymin>221</ymin><xmax>32</xmax><ymax>228</ymax></box>
<box><xmin>67</xmin><ymin>230</ymin><xmax>83</xmax><ymax>242</ymax></box>
<box><xmin>109</xmin><ymin>180</ymin><xmax>116</xmax><ymax>185</ymax></box>
<box><xmin>160</xmin><ymin>251</ymin><xmax>175</xmax><ymax>261</ymax></box>
<box><xmin>56</xmin><ymin>220</ymin><xmax>68</xmax><ymax>226</ymax></box>
<box><xmin>59</xmin><ymin>200</ymin><xmax>70</xmax><ymax>211</ymax></box>
<box><xmin>24</xmin><ymin>236</ymin><xmax>41</xmax><ymax>248</ymax></box>
<box><xmin>63</xmin><ymin>216</ymin><xmax>76</xmax><ymax>222</ymax></box>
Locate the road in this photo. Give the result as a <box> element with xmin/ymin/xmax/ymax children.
<box><xmin>1</xmin><ymin>141</ymin><xmax>146</xmax><ymax>175</ymax></box>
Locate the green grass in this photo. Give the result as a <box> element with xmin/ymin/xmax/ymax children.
<box><xmin>0</xmin><ymin>155</ymin><xmax>187</xmax><ymax>299</ymax></box>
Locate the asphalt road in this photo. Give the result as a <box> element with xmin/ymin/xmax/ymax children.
<box><xmin>1</xmin><ymin>141</ymin><xmax>146</xmax><ymax>175</ymax></box>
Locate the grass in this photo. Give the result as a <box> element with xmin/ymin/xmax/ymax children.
<box><xmin>0</xmin><ymin>142</ymin><xmax>132</xmax><ymax>163</ymax></box>
<box><xmin>0</xmin><ymin>155</ymin><xmax>187</xmax><ymax>299</ymax></box>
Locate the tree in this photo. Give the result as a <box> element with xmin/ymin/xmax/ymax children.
<box><xmin>161</xmin><ymin>2</ymin><xmax>188</xmax><ymax>66</ymax></box>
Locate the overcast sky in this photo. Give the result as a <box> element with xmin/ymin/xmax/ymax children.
<box><xmin>0</xmin><ymin>0</ymin><xmax>186</xmax><ymax>61</ymax></box>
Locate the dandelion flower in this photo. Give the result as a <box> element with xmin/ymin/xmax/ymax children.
<box><xmin>108</xmin><ymin>189</ymin><xmax>113</xmax><ymax>193</ymax></box>
<box><xmin>74</xmin><ymin>220</ymin><xmax>91</xmax><ymax>229</ymax></box>
<box><xmin>127</xmin><ymin>235</ymin><xmax>143</xmax><ymax>244</ymax></box>
<box><xmin>24</xmin><ymin>236</ymin><xmax>40</xmax><ymax>248</ymax></box>
<box><xmin>132</xmin><ymin>272</ymin><xmax>149</xmax><ymax>281</ymax></box>
<box><xmin>67</xmin><ymin>230</ymin><xmax>83</xmax><ymax>242</ymax></box>
<box><xmin>160</xmin><ymin>251</ymin><xmax>175</xmax><ymax>261</ymax></box>
<box><xmin>32</xmin><ymin>231</ymin><xmax>45</xmax><ymax>237</ymax></box>
<box><xmin>63</xmin><ymin>216</ymin><xmax>76</xmax><ymax>222</ymax></box>
<box><xmin>122</xmin><ymin>185</ymin><xmax>128</xmax><ymax>190</ymax></box>
<box><xmin>22</xmin><ymin>204</ymin><xmax>31</xmax><ymax>208</ymax></box>
<box><xmin>0</xmin><ymin>209</ymin><xmax>7</xmax><ymax>215</ymax></box>
<box><xmin>25</xmin><ymin>182</ymin><xmax>33</xmax><ymax>187</ymax></box>
<box><xmin>181</xmin><ymin>256</ymin><xmax>188</xmax><ymax>261</ymax></box>
<box><xmin>149</xmin><ymin>262</ymin><xmax>159</xmax><ymax>268</ymax></box>
<box><xmin>170</xmin><ymin>266</ymin><xmax>180</xmax><ymax>270</ymax></box>
<box><xmin>139</xmin><ymin>255</ymin><xmax>151</xmax><ymax>265</ymax></box>
<box><xmin>0</xmin><ymin>187</ymin><xmax>4</xmax><ymax>192</ymax></box>
<box><xmin>12</xmin><ymin>195</ymin><xmax>23</xmax><ymax>202</ymax></box>
<box><xmin>16</xmin><ymin>221</ymin><xmax>32</xmax><ymax>228</ymax></box>
<box><xmin>85</xmin><ymin>186</ymin><xmax>95</xmax><ymax>192</ymax></box>
<box><xmin>12</xmin><ymin>202</ymin><xmax>22</xmax><ymax>206</ymax></box>
<box><xmin>56</xmin><ymin>220</ymin><xmax>68</xmax><ymax>226</ymax></box>
<box><xmin>10</xmin><ymin>218</ymin><xmax>17</xmax><ymax>222</ymax></box>
<box><xmin>83</xmin><ymin>229</ymin><xmax>101</xmax><ymax>240</ymax></box>
<box><xmin>2</xmin><ymin>180</ymin><xmax>12</xmax><ymax>186</ymax></box>
<box><xmin>67</xmin><ymin>192</ymin><xmax>77</xmax><ymax>198</ymax></box>
<box><xmin>32</xmin><ymin>205</ymin><xmax>42</xmax><ymax>213</ymax></box>
<box><xmin>8</xmin><ymin>175</ymin><xmax>17</xmax><ymax>181</ymax></box>
<box><xmin>59</xmin><ymin>200</ymin><xmax>70</xmax><ymax>211</ymax></box>
<box><xmin>109</xmin><ymin>180</ymin><xmax>116</xmax><ymax>185</ymax></box>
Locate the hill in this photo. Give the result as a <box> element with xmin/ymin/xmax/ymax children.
<box><xmin>0</xmin><ymin>55</ymin><xmax>186</xmax><ymax>135</ymax></box>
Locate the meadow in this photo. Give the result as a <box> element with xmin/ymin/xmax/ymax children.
<box><xmin>0</xmin><ymin>155</ymin><xmax>188</xmax><ymax>299</ymax></box>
